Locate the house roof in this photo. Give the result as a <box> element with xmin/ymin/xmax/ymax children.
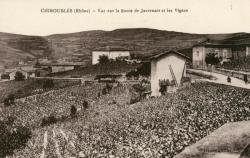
<box><xmin>6</xmin><ymin>69</ymin><xmax>28</xmax><ymax>74</ymax></box>
<box><xmin>150</xmin><ymin>50</ymin><xmax>191</xmax><ymax>61</ymax></box>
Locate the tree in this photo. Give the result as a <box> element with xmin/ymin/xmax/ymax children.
<box><xmin>14</xmin><ymin>71</ymin><xmax>25</xmax><ymax>81</ymax></box>
<box><xmin>205</xmin><ymin>53</ymin><xmax>220</xmax><ymax>65</ymax></box>
<box><xmin>98</xmin><ymin>55</ymin><xmax>110</xmax><ymax>64</ymax></box>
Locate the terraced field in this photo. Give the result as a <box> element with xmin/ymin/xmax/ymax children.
<box><xmin>1</xmin><ymin>82</ymin><xmax>250</xmax><ymax>158</ymax></box>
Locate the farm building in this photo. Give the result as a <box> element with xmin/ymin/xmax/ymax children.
<box><xmin>193</xmin><ymin>41</ymin><xmax>250</xmax><ymax>69</ymax></box>
<box><xmin>39</xmin><ymin>63</ymin><xmax>85</xmax><ymax>73</ymax></box>
<box><xmin>150</xmin><ymin>50</ymin><xmax>190</xmax><ymax>96</ymax></box>
<box><xmin>92</xmin><ymin>47</ymin><xmax>130</xmax><ymax>65</ymax></box>
<box><xmin>8</xmin><ymin>69</ymin><xmax>32</xmax><ymax>80</ymax></box>
<box><xmin>1</xmin><ymin>66</ymin><xmax>39</xmax><ymax>80</ymax></box>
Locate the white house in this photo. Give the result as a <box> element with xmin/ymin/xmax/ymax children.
<box><xmin>92</xmin><ymin>47</ymin><xmax>130</xmax><ymax>65</ymax></box>
<box><xmin>9</xmin><ymin>69</ymin><xmax>30</xmax><ymax>80</ymax></box>
<box><xmin>150</xmin><ymin>50</ymin><xmax>190</xmax><ymax>96</ymax></box>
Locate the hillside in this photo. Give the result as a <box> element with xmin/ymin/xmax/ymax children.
<box><xmin>0</xmin><ymin>32</ymin><xmax>52</xmax><ymax>67</ymax></box>
<box><xmin>0</xmin><ymin>29</ymin><xmax>248</xmax><ymax>67</ymax></box>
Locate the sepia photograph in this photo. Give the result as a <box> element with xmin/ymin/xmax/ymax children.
<box><xmin>0</xmin><ymin>0</ymin><xmax>250</xmax><ymax>157</ymax></box>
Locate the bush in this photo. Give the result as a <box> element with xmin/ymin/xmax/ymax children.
<box><xmin>41</xmin><ymin>115</ymin><xmax>57</xmax><ymax>127</ymax></box>
<box><xmin>14</xmin><ymin>71</ymin><xmax>25</xmax><ymax>81</ymax></box>
<box><xmin>4</xmin><ymin>94</ymin><xmax>15</xmax><ymax>106</ymax></box>
<box><xmin>132</xmin><ymin>83</ymin><xmax>146</xmax><ymax>99</ymax></box>
<box><xmin>0</xmin><ymin>118</ymin><xmax>31</xmax><ymax>157</ymax></box>
<box><xmin>159</xmin><ymin>79</ymin><xmax>170</xmax><ymax>95</ymax></box>
<box><xmin>82</xmin><ymin>100</ymin><xmax>89</xmax><ymax>110</ymax></box>
<box><xmin>97</xmin><ymin>92</ymin><xmax>101</xmax><ymax>97</ymax></box>
<box><xmin>130</xmin><ymin>92</ymin><xmax>140</xmax><ymax>104</ymax></box>
<box><xmin>98</xmin><ymin>55</ymin><xmax>110</xmax><ymax>64</ymax></box>
<box><xmin>70</xmin><ymin>105</ymin><xmax>77</xmax><ymax>118</ymax></box>
<box><xmin>106</xmin><ymin>83</ymin><xmax>113</xmax><ymax>93</ymax></box>
<box><xmin>102</xmin><ymin>88</ymin><xmax>107</xmax><ymax>95</ymax></box>
<box><xmin>205</xmin><ymin>53</ymin><xmax>220</xmax><ymax>65</ymax></box>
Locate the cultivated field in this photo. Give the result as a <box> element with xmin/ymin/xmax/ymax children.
<box><xmin>0</xmin><ymin>79</ymin><xmax>80</xmax><ymax>103</ymax></box>
<box><xmin>1</xmin><ymin>82</ymin><xmax>249</xmax><ymax>158</ymax></box>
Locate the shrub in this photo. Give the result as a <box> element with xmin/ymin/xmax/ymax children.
<box><xmin>70</xmin><ymin>105</ymin><xmax>77</xmax><ymax>118</ymax></box>
<box><xmin>4</xmin><ymin>94</ymin><xmax>15</xmax><ymax>106</ymax></box>
<box><xmin>97</xmin><ymin>92</ymin><xmax>101</xmax><ymax>97</ymax></box>
<box><xmin>132</xmin><ymin>83</ymin><xmax>146</xmax><ymax>99</ymax></box>
<box><xmin>1</xmin><ymin>74</ymin><xmax>10</xmax><ymax>80</ymax></box>
<box><xmin>0</xmin><ymin>118</ymin><xmax>31</xmax><ymax>157</ymax></box>
<box><xmin>102</xmin><ymin>88</ymin><xmax>107</xmax><ymax>95</ymax></box>
<box><xmin>205</xmin><ymin>53</ymin><xmax>220</xmax><ymax>65</ymax></box>
<box><xmin>130</xmin><ymin>92</ymin><xmax>140</xmax><ymax>104</ymax></box>
<box><xmin>130</xmin><ymin>95</ymin><xmax>140</xmax><ymax>104</ymax></box>
<box><xmin>159</xmin><ymin>79</ymin><xmax>170</xmax><ymax>95</ymax></box>
<box><xmin>98</xmin><ymin>55</ymin><xmax>110</xmax><ymax>64</ymax></box>
<box><xmin>82</xmin><ymin>100</ymin><xmax>89</xmax><ymax>110</ymax></box>
<box><xmin>106</xmin><ymin>83</ymin><xmax>113</xmax><ymax>93</ymax></box>
<box><xmin>60</xmin><ymin>115</ymin><xmax>68</xmax><ymax>122</ymax></box>
<box><xmin>41</xmin><ymin>115</ymin><xmax>57</xmax><ymax>127</ymax></box>
<box><xmin>14</xmin><ymin>71</ymin><xmax>25</xmax><ymax>81</ymax></box>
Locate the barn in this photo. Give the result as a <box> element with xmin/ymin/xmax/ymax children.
<box><xmin>150</xmin><ymin>50</ymin><xmax>190</xmax><ymax>96</ymax></box>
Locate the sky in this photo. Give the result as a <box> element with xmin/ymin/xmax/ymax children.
<box><xmin>0</xmin><ymin>0</ymin><xmax>249</xmax><ymax>36</ymax></box>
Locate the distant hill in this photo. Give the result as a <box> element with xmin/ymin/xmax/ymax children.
<box><xmin>0</xmin><ymin>28</ymin><xmax>248</xmax><ymax>67</ymax></box>
<box><xmin>0</xmin><ymin>32</ymin><xmax>51</xmax><ymax>67</ymax></box>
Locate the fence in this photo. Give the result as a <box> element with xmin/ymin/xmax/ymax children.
<box><xmin>214</xmin><ymin>68</ymin><xmax>250</xmax><ymax>82</ymax></box>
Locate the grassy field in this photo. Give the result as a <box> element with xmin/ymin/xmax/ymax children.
<box><xmin>1</xmin><ymin>81</ymin><xmax>248</xmax><ymax>158</ymax></box>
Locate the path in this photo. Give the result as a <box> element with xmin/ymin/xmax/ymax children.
<box><xmin>40</xmin><ymin>130</ymin><xmax>48</xmax><ymax>158</ymax></box>
<box><xmin>189</xmin><ymin>69</ymin><xmax>250</xmax><ymax>89</ymax></box>
<box><xmin>34</xmin><ymin>127</ymin><xmax>78</xmax><ymax>158</ymax></box>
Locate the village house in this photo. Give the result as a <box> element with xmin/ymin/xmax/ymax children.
<box><xmin>8</xmin><ymin>69</ymin><xmax>30</xmax><ymax>80</ymax></box>
<box><xmin>39</xmin><ymin>63</ymin><xmax>85</xmax><ymax>73</ymax></box>
<box><xmin>92</xmin><ymin>47</ymin><xmax>130</xmax><ymax>65</ymax></box>
<box><xmin>150</xmin><ymin>50</ymin><xmax>190</xmax><ymax>96</ymax></box>
<box><xmin>193</xmin><ymin>41</ymin><xmax>250</xmax><ymax>69</ymax></box>
<box><xmin>1</xmin><ymin>66</ymin><xmax>38</xmax><ymax>80</ymax></box>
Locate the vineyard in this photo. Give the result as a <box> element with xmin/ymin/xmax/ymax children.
<box><xmin>0</xmin><ymin>79</ymin><xmax>80</xmax><ymax>103</ymax></box>
<box><xmin>1</xmin><ymin>81</ymin><xmax>248</xmax><ymax>158</ymax></box>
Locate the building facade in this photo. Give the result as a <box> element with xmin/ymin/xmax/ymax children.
<box><xmin>193</xmin><ymin>42</ymin><xmax>250</xmax><ymax>69</ymax></box>
<box><xmin>9</xmin><ymin>69</ymin><xmax>30</xmax><ymax>80</ymax></box>
<box><xmin>151</xmin><ymin>51</ymin><xmax>189</xmax><ymax>96</ymax></box>
<box><xmin>92</xmin><ymin>47</ymin><xmax>130</xmax><ymax>65</ymax></box>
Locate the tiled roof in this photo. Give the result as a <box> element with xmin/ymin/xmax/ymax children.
<box><xmin>150</xmin><ymin>50</ymin><xmax>191</xmax><ymax>61</ymax></box>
